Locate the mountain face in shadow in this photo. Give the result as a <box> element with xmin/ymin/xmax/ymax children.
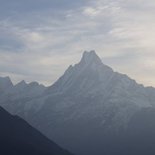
<box><xmin>92</xmin><ymin>107</ymin><xmax>155</xmax><ymax>155</ymax></box>
<box><xmin>102</xmin><ymin>107</ymin><xmax>155</xmax><ymax>155</ymax></box>
<box><xmin>0</xmin><ymin>107</ymin><xmax>73</xmax><ymax>155</ymax></box>
<box><xmin>1</xmin><ymin>50</ymin><xmax>155</xmax><ymax>155</ymax></box>
<box><xmin>123</xmin><ymin>107</ymin><xmax>155</xmax><ymax>155</ymax></box>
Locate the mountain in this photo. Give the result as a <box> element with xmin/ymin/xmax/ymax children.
<box><xmin>1</xmin><ymin>50</ymin><xmax>155</xmax><ymax>155</ymax></box>
<box><xmin>123</xmin><ymin>107</ymin><xmax>155</xmax><ymax>155</ymax></box>
<box><xmin>0</xmin><ymin>106</ymin><xmax>73</xmax><ymax>155</ymax></box>
<box><xmin>0</xmin><ymin>76</ymin><xmax>13</xmax><ymax>93</ymax></box>
<box><xmin>31</xmin><ymin>51</ymin><xmax>155</xmax><ymax>155</ymax></box>
<box><xmin>46</xmin><ymin>50</ymin><xmax>114</xmax><ymax>96</ymax></box>
<box><xmin>0</xmin><ymin>79</ymin><xmax>46</xmax><ymax>117</ymax></box>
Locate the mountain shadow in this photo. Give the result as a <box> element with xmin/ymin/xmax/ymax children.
<box><xmin>102</xmin><ymin>107</ymin><xmax>155</xmax><ymax>155</ymax></box>
<box><xmin>122</xmin><ymin>107</ymin><xmax>155</xmax><ymax>155</ymax></box>
<box><xmin>0</xmin><ymin>106</ymin><xmax>73</xmax><ymax>155</ymax></box>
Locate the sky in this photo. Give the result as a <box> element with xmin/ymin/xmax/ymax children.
<box><xmin>0</xmin><ymin>0</ymin><xmax>155</xmax><ymax>86</ymax></box>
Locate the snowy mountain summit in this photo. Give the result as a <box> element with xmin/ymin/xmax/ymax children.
<box><xmin>80</xmin><ymin>50</ymin><xmax>102</xmax><ymax>65</ymax></box>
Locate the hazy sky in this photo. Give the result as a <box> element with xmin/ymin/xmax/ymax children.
<box><xmin>0</xmin><ymin>0</ymin><xmax>155</xmax><ymax>86</ymax></box>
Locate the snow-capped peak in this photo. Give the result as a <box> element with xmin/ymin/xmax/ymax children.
<box><xmin>79</xmin><ymin>50</ymin><xmax>102</xmax><ymax>66</ymax></box>
<box><xmin>0</xmin><ymin>76</ymin><xmax>13</xmax><ymax>92</ymax></box>
<box><xmin>15</xmin><ymin>80</ymin><xmax>27</xmax><ymax>87</ymax></box>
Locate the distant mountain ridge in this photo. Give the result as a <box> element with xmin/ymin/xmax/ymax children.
<box><xmin>1</xmin><ymin>50</ymin><xmax>155</xmax><ymax>155</ymax></box>
<box><xmin>0</xmin><ymin>77</ymin><xmax>46</xmax><ymax>117</ymax></box>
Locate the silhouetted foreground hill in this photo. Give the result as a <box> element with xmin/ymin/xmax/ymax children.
<box><xmin>0</xmin><ymin>107</ymin><xmax>73</xmax><ymax>155</ymax></box>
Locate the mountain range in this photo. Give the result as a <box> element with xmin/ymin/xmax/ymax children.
<box><xmin>1</xmin><ymin>50</ymin><xmax>155</xmax><ymax>155</ymax></box>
